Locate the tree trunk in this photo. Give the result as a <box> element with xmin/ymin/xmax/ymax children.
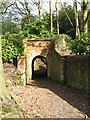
<box><xmin>49</xmin><ymin>0</ymin><xmax>53</xmax><ymax>33</ymax></box>
<box><xmin>38</xmin><ymin>0</ymin><xmax>41</xmax><ymax>20</ymax></box>
<box><xmin>55</xmin><ymin>0</ymin><xmax>59</xmax><ymax>35</ymax></box>
<box><xmin>0</xmin><ymin>24</ymin><xmax>9</xmax><ymax>100</ymax></box>
<box><xmin>74</xmin><ymin>0</ymin><xmax>80</xmax><ymax>36</ymax></box>
<box><xmin>83</xmin><ymin>0</ymin><xmax>88</xmax><ymax>33</ymax></box>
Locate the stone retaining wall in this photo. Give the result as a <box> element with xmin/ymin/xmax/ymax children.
<box><xmin>48</xmin><ymin>46</ymin><xmax>90</xmax><ymax>92</ymax></box>
<box><xmin>66</xmin><ymin>55</ymin><xmax>89</xmax><ymax>92</ymax></box>
<box><xmin>48</xmin><ymin>48</ymin><xmax>66</xmax><ymax>84</ymax></box>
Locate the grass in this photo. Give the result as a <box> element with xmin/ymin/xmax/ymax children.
<box><xmin>1</xmin><ymin>97</ymin><xmax>25</xmax><ymax>118</ymax></box>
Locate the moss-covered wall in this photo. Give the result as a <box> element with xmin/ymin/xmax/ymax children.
<box><xmin>88</xmin><ymin>56</ymin><xmax>90</xmax><ymax>95</ymax></box>
<box><xmin>48</xmin><ymin>46</ymin><xmax>90</xmax><ymax>92</ymax></box>
<box><xmin>48</xmin><ymin>46</ymin><xmax>66</xmax><ymax>84</ymax></box>
<box><xmin>66</xmin><ymin>55</ymin><xmax>89</xmax><ymax>92</ymax></box>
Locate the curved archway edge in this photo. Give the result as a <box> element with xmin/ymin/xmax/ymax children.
<box><xmin>25</xmin><ymin>39</ymin><xmax>52</xmax><ymax>84</ymax></box>
<box><xmin>32</xmin><ymin>55</ymin><xmax>47</xmax><ymax>79</ymax></box>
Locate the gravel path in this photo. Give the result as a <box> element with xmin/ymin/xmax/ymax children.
<box><xmin>10</xmin><ymin>78</ymin><xmax>89</xmax><ymax>118</ymax></box>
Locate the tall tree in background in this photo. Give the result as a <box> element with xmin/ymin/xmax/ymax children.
<box><xmin>82</xmin><ymin>0</ymin><xmax>88</xmax><ymax>33</ymax></box>
<box><xmin>0</xmin><ymin>35</ymin><xmax>9</xmax><ymax>99</ymax></box>
<box><xmin>1</xmin><ymin>0</ymin><xmax>32</xmax><ymax>23</ymax></box>
<box><xmin>49</xmin><ymin>0</ymin><xmax>53</xmax><ymax>33</ymax></box>
<box><xmin>15</xmin><ymin>0</ymin><xmax>31</xmax><ymax>23</ymax></box>
<box><xmin>74</xmin><ymin>0</ymin><xmax>80</xmax><ymax>36</ymax></box>
<box><xmin>59</xmin><ymin>5</ymin><xmax>76</xmax><ymax>38</ymax></box>
<box><xmin>55</xmin><ymin>0</ymin><xmax>59</xmax><ymax>34</ymax></box>
<box><xmin>38</xmin><ymin>0</ymin><xmax>41</xmax><ymax>19</ymax></box>
<box><xmin>32</xmin><ymin>0</ymin><xmax>41</xmax><ymax>19</ymax></box>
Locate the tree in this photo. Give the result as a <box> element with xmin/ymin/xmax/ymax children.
<box><xmin>14</xmin><ymin>0</ymin><xmax>31</xmax><ymax>23</ymax></box>
<box><xmin>42</xmin><ymin>12</ymin><xmax>57</xmax><ymax>33</ymax></box>
<box><xmin>38</xmin><ymin>0</ymin><xmax>41</xmax><ymax>19</ymax></box>
<box><xmin>0</xmin><ymin>2</ymin><xmax>10</xmax><ymax>99</ymax></box>
<box><xmin>82</xmin><ymin>0</ymin><xmax>88</xmax><ymax>33</ymax></box>
<box><xmin>49</xmin><ymin>0</ymin><xmax>53</xmax><ymax>33</ymax></box>
<box><xmin>74</xmin><ymin>0</ymin><xmax>80</xmax><ymax>36</ymax></box>
<box><xmin>2</xmin><ymin>18</ymin><xmax>20</xmax><ymax>34</ymax></box>
<box><xmin>59</xmin><ymin>5</ymin><xmax>76</xmax><ymax>38</ymax></box>
<box><xmin>1</xmin><ymin>0</ymin><xmax>32</xmax><ymax>24</ymax></box>
<box><xmin>78</xmin><ymin>0</ymin><xmax>89</xmax><ymax>33</ymax></box>
<box><xmin>31</xmin><ymin>0</ymin><xmax>41</xmax><ymax>19</ymax></box>
<box><xmin>0</xmin><ymin>34</ymin><xmax>9</xmax><ymax>99</ymax></box>
<box><xmin>23</xmin><ymin>19</ymin><xmax>51</xmax><ymax>38</ymax></box>
<box><xmin>70</xmin><ymin>32</ymin><xmax>89</xmax><ymax>54</ymax></box>
<box><xmin>55</xmin><ymin>0</ymin><xmax>59</xmax><ymax>34</ymax></box>
<box><xmin>2</xmin><ymin>33</ymin><xmax>24</xmax><ymax>63</ymax></box>
<box><xmin>88</xmin><ymin>13</ymin><xmax>90</xmax><ymax>32</ymax></box>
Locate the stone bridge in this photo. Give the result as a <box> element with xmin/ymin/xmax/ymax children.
<box><xmin>18</xmin><ymin>38</ymin><xmax>52</xmax><ymax>85</ymax></box>
<box><xmin>17</xmin><ymin>38</ymin><xmax>90</xmax><ymax>93</ymax></box>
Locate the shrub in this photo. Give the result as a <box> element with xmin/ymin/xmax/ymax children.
<box><xmin>2</xmin><ymin>38</ymin><xmax>18</xmax><ymax>63</ymax></box>
<box><xmin>2</xmin><ymin>33</ymin><xmax>24</xmax><ymax>63</ymax></box>
<box><xmin>23</xmin><ymin>20</ymin><xmax>51</xmax><ymax>38</ymax></box>
<box><xmin>70</xmin><ymin>32</ymin><xmax>90</xmax><ymax>54</ymax></box>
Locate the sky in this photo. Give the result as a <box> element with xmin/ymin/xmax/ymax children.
<box><xmin>30</xmin><ymin>0</ymin><xmax>75</xmax><ymax>15</ymax></box>
<box><xmin>3</xmin><ymin>0</ymin><xmax>89</xmax><ymax>16</ymax></box>
<box><xmin>2</xmin><ymin>0</ymin><xmax>90</xmax><ymax>19</ymax></box>
<box><xmin>40</xmin><ymin>0</ymin><xmax>90</xmax><ymax>15</ymax></box>
<box><xmin>30</xmin><ymin>0</ymin><xmax>89</xmax><ymax>16</ymax></box>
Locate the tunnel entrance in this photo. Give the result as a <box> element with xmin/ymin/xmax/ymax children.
<box><xmin>32</xmin><ymin>56</ymin><xmax>47</xmax><ymax>79</ymax></box>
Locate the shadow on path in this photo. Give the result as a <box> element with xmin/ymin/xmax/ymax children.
<box><xmin>28</xmin><ymin>78</ymin><xmax>89</xmax><ymax>118</ymax></box>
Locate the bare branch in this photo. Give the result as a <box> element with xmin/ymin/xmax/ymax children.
<box><xmin>63</xmin><ymin>7</ymin><xmax>74</xmax><ymax>28</ymax></box>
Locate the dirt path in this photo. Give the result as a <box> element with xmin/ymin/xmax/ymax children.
<box><xmin>10</xmin><ymin>78</ymin><xmax>89</xmax><ymax>118</ymax></box>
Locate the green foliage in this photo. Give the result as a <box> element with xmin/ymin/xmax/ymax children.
<box><xmin>2</xmin><ymin>98</ymin><xmax>24</xmax><ymax>117</ymax></box>
<box><xmin>88</xmin><ymin>17</ymin><xmax>90</xmax><ymax>32</ymax></box>
<box><xmin>2</xmin><ymin>33</ymin><xmax>24</xmax><ymax>63</ymax></box>
<box><xmin>42</xmin><ymin>12</ymin><xmax>57</xmax><ymax>34</ymax></box>
<box><xmin>21</xmin><ymin>15</ymin><xmax>36</xmax><ymax>29</ymax></box>
<box><xmin>2</xmin><ymin>21</ymin><xmax>19</xmax><ymax>34</ymax></box>
<box><xmin>2</xmin><ymin>39</ymin><xmax>18</xmax><ymax>63</ymax></box>
<box><xmin>1</xmin><ymin>2</ymin><xmax>89</xmax><ymax>63</ymax></box>
<box><xmin>23</xmin><ymin>19</ymin><xmax>51</xmax><ymax>38</ymax></box>
<box><xmin>2</xmin><ymin>104</ymin><xmax>12</xmax><ymax>114</ymax></box>
<box><xmin>2</xmin><ymin>15</ymin><xmax>20</xmax><ymax>34</ymax></box>
<box><xmin>59</xmin><ymin>5</ymin><xmax>76</xmax><ymax>38</ymax></box>
<box><xmin>53</xmin><ymin>34</ymin><xmax>72</xmax><ymax>41</ymax></box>
<box><xmin>70</xmin><ymin>32</ymin><xmax>90</xmax><ymax>54</ymax></box>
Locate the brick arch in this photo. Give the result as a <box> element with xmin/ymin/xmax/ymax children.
<box><xmin>25</xmin><ymin>39</ymin><xmax>52</xmax><ymax>83</ymax></box>
<box><xmin>32</xmin><ymin>55</ymin><xmax>47</xmax><ymax>79</ymax></box>
<box><xmin>17</xmin><ymin>39</ymin><xmax>53</xmax><ymax>85</ymax></box>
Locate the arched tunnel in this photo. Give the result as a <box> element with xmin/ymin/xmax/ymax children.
<box><xmin>32</xmin><ymin>56</ymin><xmax>47</xmax><ymax>79</ymax></box>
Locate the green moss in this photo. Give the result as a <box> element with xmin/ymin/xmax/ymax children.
<box><xmin>67</xmin><ymin>82</ymin><xmax>88</xmax><ymax>93</ymax></box>
<box><xmin>2</xmin><ymin>99</ymin><xmax>24</xmax><ymax>118</ymax></box>
<box><xmin>2</xmin><ymin>105</ymin><xmax>12</xmax><ymax>114</ymax></box>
